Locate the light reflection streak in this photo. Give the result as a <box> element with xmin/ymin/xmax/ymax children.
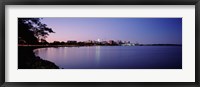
<box><xmin>95</xmin><ymin>46</ymin><xmax>101</xmax><ymax>66</ymax></box>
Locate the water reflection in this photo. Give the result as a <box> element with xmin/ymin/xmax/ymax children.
<box><xmin>34</xmin><ymin>46</ymin><xmax>182</xmax><ymax>69</ymax></box>
<box><xmin>95</xmin><ymin>46</ymin><xmax>100</xmax><ymax>66</ymax></box>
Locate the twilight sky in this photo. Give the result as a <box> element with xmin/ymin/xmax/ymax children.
<box><xmin>40</xmin><ymin>18</ymin><xmax>182</xmax><ymax>44</ymax></box>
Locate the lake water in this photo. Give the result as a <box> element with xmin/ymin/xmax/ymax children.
<box><xmin>34</xmin><ymin>46</ymin><xmax>182</xmax><ymax>69</ymax></box>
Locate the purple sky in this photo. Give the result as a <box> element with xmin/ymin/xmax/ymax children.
<box><xmin>41</xmin><ymin>18</ymin><xmax>182</xmax><ymax>44</ymax></box>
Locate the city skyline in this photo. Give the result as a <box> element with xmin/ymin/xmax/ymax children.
<box><xmin>41</xmin><ymin>18</ymin><xmax>182</xmax><ymax>44</ymax></box>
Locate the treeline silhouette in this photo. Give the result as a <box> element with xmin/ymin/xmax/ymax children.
<box><xmin>48</xmin><ymin>41</ymin><xmax>119</xmax><ymax>46</ymax></box>
<box><xmin>18</xmin><ymin>18</ymin><xmax>54</xmax><ymax>44</ymax></box>
<box><xmin>18</xmin><ymin>18</ymin><xmax>60</xmax><ymax>69</ymax></box>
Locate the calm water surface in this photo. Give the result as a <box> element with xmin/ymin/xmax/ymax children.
<box><xmin>34</xmin><ymin>46</ymin><xmax>182</xmax><ymax>69</ymax></box>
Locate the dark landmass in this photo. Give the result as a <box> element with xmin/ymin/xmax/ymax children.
<box><xmin>18</xmin><ymin>46</ymin><xmax>59</xmax><ymax>69</ymax></box>
<box><xmin>18</xmin><ymin>43</ymin><xmax>182</xmax><ymax>47</ymax></box>
<box><xmin>135</xmin><ymin>44</ymin><xmax>182</xmax><ymax>46</ymax></box>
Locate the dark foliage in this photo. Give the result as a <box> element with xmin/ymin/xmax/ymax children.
<box><xmin>18</xmin><ymin>18</ymin><xmax>54</xmax><ymax>44</ymax></box>
<box><xmin>18</xmin><ymin>46</ymin><xmax>59</xmax><ymax>69</ymax></box>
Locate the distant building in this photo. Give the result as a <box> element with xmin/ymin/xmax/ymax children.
<box><xmin>67</xmin><ymin>40</ymin><xmax>77</xmax><ymax>44</ymax></box>
<box><xmin>84</xmin><ymin>40</ymin><xmax>93</xmax><ymax>44</ymax></box>
<box><xmin>108</xmin><ymin>40</ymin><xmax>115</xmax><ymax>45</ymax></box>
<box><xmin>116</xmin><ymin>40</ymin><xmax>123</xmax><ymax>45</ymax></box>
<box><xmin>123</xmin><ymin>41</ymin><xmax>131</xmax><ymax>44</ymax></box>
<box><xmin>121</xmin><ymin>43</ymin><xmax>135</xmax><ymax>46</ymax></box>
<box><xmin>101</xmin><ymin>41</ymin><xmax>108</xmax><ymax>45</ymax></box>
<box><xmin>97</xmin><ymin>39</ymin><xmax>100</xmax><ymax>42</ymax></box>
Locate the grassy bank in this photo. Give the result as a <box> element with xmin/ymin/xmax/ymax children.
<box><xmin>18</xmin><ymin>46</ymin><xmax>59</xmax><ymax>69</ymax></box>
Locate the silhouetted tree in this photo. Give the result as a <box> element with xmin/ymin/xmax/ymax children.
<box><xmin>18</xmin><ymin>18</ymin><xmax>54</xmax><ymax>44</ymax></box>
<box><xmin>60</xmin><ymin>41</ymin><xmax>66</xmax><ymax>45</ymax></box>
<box><xmin>40</xmin><ymin>39</ymin><xmax>49</xmax><ymax>45</ymax></box>
<box><xmin>52</xmin><ymin>41</ymin><xmax>61</xmax><ymax>45</ymax></box>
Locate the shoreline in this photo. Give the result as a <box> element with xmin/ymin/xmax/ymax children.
<box><xmin>18</xmin><ymin>46</ymin><xmax>60</xmax><ymax>69</ymax></box>
<box><xmin>18</xmin><ymin>44</ymin><xmax>182</xmax><ymax>48</ymax></box>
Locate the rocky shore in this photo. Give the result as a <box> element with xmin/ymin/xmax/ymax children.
<box><xmin>18</xmin><ymin>46</ymin><xmax>59</xmax><ymax>69</ymax></box>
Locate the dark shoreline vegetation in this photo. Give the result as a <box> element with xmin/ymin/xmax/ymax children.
<box><xmin>19</xmin><ymin>44</ymin><xmax>182</xmax><ymax>47</ymax></box>
<box><xmin>18</xmin><ymin>46</ymin><xmax>59</xmax><ymax>69</ymax></box>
